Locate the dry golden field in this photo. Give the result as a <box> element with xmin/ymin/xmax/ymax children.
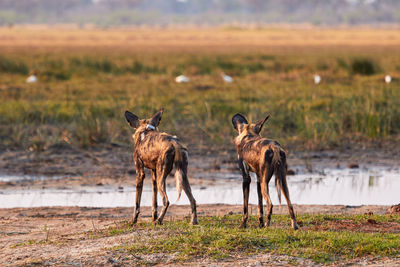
<box><xmin>1</xmin><ymin>26</ymin><xmax>400</xmax><ymax>49</ymax></box>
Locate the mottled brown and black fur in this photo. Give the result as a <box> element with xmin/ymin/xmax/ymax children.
<box><xmin>232</xmin><ymin>113</ymin><xmax>299</xmax><ymax>230</ymax></box>
<box><xmin>125</xmin><ymin>109</ymin><xmax>198</xmax><ymax>225</ymax></box>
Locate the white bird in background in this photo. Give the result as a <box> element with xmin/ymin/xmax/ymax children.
<box><xmin>175</xmin><ymin>74</ymin><xmax>189</xmax><ymax>83</ymax></box>
<box><xmin>314</xmin><ymin>74</ymin><xmax>321</xmax><ymax>84</ymax></box>
<box><xmin>26</xmin><ymin>74</ymin><xmax>37</xmax><ymax>83</ymax></box>
<box><xmin>385</xmin><ymin>75</ymin><xmax>392</xmax><ymax>84</ymax></box>
<box><xmin>221</xmin><ymin>73</ymin><xmax>233</xmax><ymax>83</ymax></box>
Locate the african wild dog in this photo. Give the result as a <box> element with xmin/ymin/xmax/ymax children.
<box><xmin>125</xmin><ymin>109</ymin><xmax>198</xmax><ymax>225</ymax></box>
<box><xmin>232</xmin><ymin>113</ymin><xmax>299</xmax><ymax>230</ymax></box>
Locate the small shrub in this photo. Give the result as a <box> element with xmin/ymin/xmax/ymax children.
<box><xmin>216</xmin><ymin>58</ymin><xmax>236</xmax><ymax>71</ymax></box>
<box><xmin>316</xmin><ymin>61</ymin><xmax>329</xmax><ymax>71</ymax></box>
<box><xmin>70</xmin><ymin>57</ymin><xmax>117</xmax><ymax>73</ymax></box>
<box><xmin>127</xmin><ymin>61</ymin><xmax>144</xmax><ymax>74</ymax></box>
<box><xmin>0</xmin><ymin>56</ymin><xmax>29</xmax><ymax>75</ymax></box>
<box><xmin>189</xmin><ymin>57</ymin><xmax>213</xmax><ymax>75</ymax></box>
<box><xmin>126</xmin><ymin>61</ymin><xmax>165</xmax><ymax>75</ymax></box>
<box><xmin>72</xmin><ymin>109</ymin><xmax>110</xmax><ymax>148</ymax></box>
<box><xmin>350</xmin><ymin>58</ymin><xmax>378</xmax><ymax>75</ymax></box>
<box><xmin>337</xmin><ymin>58</ymin><xmax>349</xmax><ymax>70</ymax></box>
<box><xmin>42</xmin><ymin>69</ymin><xmax>72</xmax><ymax>80</ymax></box>
<box><xmin>246</xmin><ymin>62</ymin><xmax>266</xmax><ymax>73</ymax></box>
<box><xmin>260</xmin><ymin>54</ymin><xmax>275</xmax><ymax>60</ymax></box>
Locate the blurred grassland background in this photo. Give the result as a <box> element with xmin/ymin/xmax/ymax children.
<box><xmin>0</xmin><ymin>27</ymin><xmax>400</xmax><ymax>152</ymax></box>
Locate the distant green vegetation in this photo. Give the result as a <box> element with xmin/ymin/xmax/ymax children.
<box><xmin>107</xmin><ymin>214</ymin><xmax>400</xmax><ymax>264</ymax></box>
<box><xmin>0</xmin><ymin>47</ymin><xmax>399</xmax><ymax>151</ymax></box>
<box><xmin>0</xmin><ymin>56</ymin><xmax>29</xmax><ymax>75</ymax></box>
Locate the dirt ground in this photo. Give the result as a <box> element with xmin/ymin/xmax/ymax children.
<box><xmin>0</xmin><ymin>204</ymin><xmax>399</xmax><ymax>266</ymax></box>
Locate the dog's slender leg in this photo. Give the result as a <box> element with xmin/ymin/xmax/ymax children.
<box><xmin>239</xmin><ymin>159</ymin><xmax>251</xmax><ymax>228</ymax></box>
<box><xmin>181</xmin><ymin>153</ymin><xmax>198</xmax><ymax>225</ymax></box>
<box><xmin>181</xmin><ymin>178</ymin><xmax>198</xmax><ymax>225</ymax></box>
<box><xmin>151</xmin><ymin>170</ymin><xmax>158</xmax><ymax>222</ymax></box>
<box><xmin>278</xmin><ymin>163</ymin><xmax>299</xmax><ymax>230</ymax></box>
<box><xmin>261</xmin><ymin>167</ymin><xmax>274</xmax><ymax>227</ymax></box>
<box><xmin>156</xmin><ymin>151</ymin><xmax>174</xmax><ymax>225</ymax></box>
<box><xmin>156</xmin><ymin>178</ymin><xmax>169</xmax><ymax>225</ymax></box>
<box><xmin>256</xmin><ymin>177</ymin><xmax>264</xmax><ymax>227</ymax></box>
<box><xmin>241</xmin><ymin>177</ymin><xmax>251</xmax><ymax>228</ymax></box>
<box><xmin>133</xmin><ymin>161</ymin><xmax>145</xmax><ymax>224</ymax></box>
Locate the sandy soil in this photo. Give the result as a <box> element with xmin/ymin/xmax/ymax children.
<box><xmin>0</xmin><ymin>204</ymin><xmax>399</xmax><ymax>266</ymax></box>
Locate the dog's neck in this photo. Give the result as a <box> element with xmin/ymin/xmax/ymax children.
<box><xmin>133</xmin><ymin>125</ymin><xmax>157</xmax><ymax>146</ymax></box>
<box><xmin>235</xmin><ymin>130</ymin><xmax>260</xmax><ymax>145</ymax></box>
<box><xmin>146</xmin><ymin>124</ymin><xmax>156</xmax><ymax>130</ymax></box>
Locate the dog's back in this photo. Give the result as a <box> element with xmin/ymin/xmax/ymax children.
<box><xmin>234</xmin><ymin>125</ymin><xmax>285</xmax><ymax>174</ymax></box>
<box><xmin>133</xmin><ymin>129</ymin><xmax>186</xmax><ymax>170</ymax></box>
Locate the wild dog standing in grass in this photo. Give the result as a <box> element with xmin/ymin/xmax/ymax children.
<box><xmin>232</xmin><ymin>113</ymin><xmax>299</xmax><ymax>230</ymax></box>
<box><xmin>125</xmin><ymin>109</ymin><xmax>198</xmax><ymax>225</ymax></box>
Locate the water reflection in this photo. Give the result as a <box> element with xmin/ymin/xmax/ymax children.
<box><xmin>0</xmin><ymin>175</ymin><xmax>64</xmax><ymax>182</ymax></box>
<box><xmin>0</xmin><ymin>167</ymin><xmax>399</xmax><ymax>208</ymax></box>
<box><xmin>287</xmin><ymin>168</ymin><xmax>399</xmax><ymax>205</ymax></box>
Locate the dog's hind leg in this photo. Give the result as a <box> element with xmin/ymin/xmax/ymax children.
<box><xmin>156</xmin><ymin>149</ymin><xmax>174</xmax><ymax>225</ymax></box>
<box><xmin>256</xmin><ymin>176</ymin><xmax>264</xmax><ymax>227</ymax></box>
<box><xmin>261</xmin><ymin>168</ymin><xmax>274</xmax><ymax>227</ymax></box>
<box><xmin>277</xmin><ymin>162</ymin><xmax>298</xmax><ymax>230</ymax></box>
<box><xmin>260</xmin><ymin>149</ymin><xmax>276</xmax><ymax>227</ymax></box>
<box><xmin>151</xmin><ymin>170</ymin><xmax>158</xmax><ymax>222</ymax></box>
<box><xmin>238</xmin><ymin>159</ymin><xmax>251</xmax><ymax>228</ymax></box>
<box><xmin>180</xmin><ymin>151</ymin><xmax>198</xmax><ymax>225</ymax></box>
<box><xmin>172</xmin><ymin>144</ymin><xmax>198</xmax><ymax>225</ymax></box>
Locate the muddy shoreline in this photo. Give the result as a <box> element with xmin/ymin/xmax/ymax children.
<box><xmin>1</xmin><ymin>146</ymin><xmax>399</xmax><ymax>190</ymax></box>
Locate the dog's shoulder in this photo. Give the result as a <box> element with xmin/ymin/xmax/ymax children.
<box><xmin>158</xmin><ymin>132</ymin><xmax>180</xmax><ymax>142</ymax></box>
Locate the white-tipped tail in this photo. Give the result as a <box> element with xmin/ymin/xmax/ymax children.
<box><xmin>275</xmin><ymin>175</ymin><xmax>282</xmax><ymax>204</ymax></box>
<box><xmin>175</xmin><ymin>169</ymin><xmax>183</xmax><ymax>201</ymax></box>
<box><xmin>272</xmin><ymin>147</ymin><xmax>283</xmax><ymax>204</ymax></box>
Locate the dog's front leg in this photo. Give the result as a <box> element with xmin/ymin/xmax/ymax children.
<box><xmin>133</xmin><ymin>159</ymin><xmax>145</xmax><ymax>224</ymax></box>
<box><xmin>238</xmin><ymin>158</ymin><xmax>251</xmax><ymax>228</ymax></box>
<box><xmin>256</xmin><ymin>175</ymin><xmax>265</xmax><ymax>227</ymax></box>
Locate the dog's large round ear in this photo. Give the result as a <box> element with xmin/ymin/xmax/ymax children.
<box><xmin>125</xmin><ymin>111</ymin><xmax>140</xmax><ymax>128</ymax></box>
<box><xmin>253</xmin><ymin>114</ymin><xmax>270</xmax><ymax>134</ymax></box>
<box><xmin>232</xmin><ymin>113</ymin><xmax>248</xmax><ymax>131</ymax></box>
<box><xmin>149</xmin><ymin>108</ymin><xmax>164</xmax><ymax>127</ymax></box>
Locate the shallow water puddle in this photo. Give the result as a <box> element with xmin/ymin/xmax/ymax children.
<box><xmin>0</xmin><ymin>167</ymin><xmax>399</xmax><ymax>208</ymax></box>
<box><xmin>0</xmin><ymin>175</ymin><xmax>64</xmax><ymax>183</ymax></box>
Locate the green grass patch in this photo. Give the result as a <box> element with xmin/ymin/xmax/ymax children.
<box><xmin>10</xmin><ymin>238</ymin><xmax>49</xmax><ymax>248</ymax></box>
<box><xmin>109</xmin><ymin>214</ymin><xmax>400</xmax><ymax>264</ymax></box>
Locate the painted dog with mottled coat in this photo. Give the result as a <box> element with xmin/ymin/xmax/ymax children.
<box><xmin>232</xmin><ymin>113</ymin><xmax>299</xmax><ymax>230</ymax></box>
<box><xmin>125</xmin><ymin>109</ymin><xmax>198</xmax><ymax>225</ymax></box>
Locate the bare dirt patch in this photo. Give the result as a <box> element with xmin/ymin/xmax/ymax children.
<box><xmin>307</xmin><ymin>218</ymin><xmax>400</xmax><ymax>234</ymax></box>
